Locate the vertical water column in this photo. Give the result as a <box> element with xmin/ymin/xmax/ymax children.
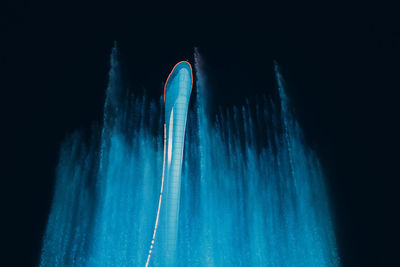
<box><xmin>158</xmin><ymin>61</ymin><xmax>193</xmax><ymax>265</ymax></box>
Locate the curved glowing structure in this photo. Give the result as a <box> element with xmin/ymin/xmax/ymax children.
<box><xmin>162</xmin><ymin>61</ymin><xmax>192</xmax><ymax>264</ymax></box>
<box><xmin>146</xmin><ymin>61</ymin><xmax>193</xmax><ymax>266</ymax></box>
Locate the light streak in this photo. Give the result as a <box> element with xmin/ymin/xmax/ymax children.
<box><xmin>145</xmin><ymin>123</ymin><xmax>167</xmax><ymax>267</ymax></box>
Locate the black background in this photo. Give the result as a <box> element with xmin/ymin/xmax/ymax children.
<box><xmin>2</xmin><ymin>1</ymin><xmax>399</xmax><ymax>266</ymax></box>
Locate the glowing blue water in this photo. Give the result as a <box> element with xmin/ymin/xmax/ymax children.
<box><xmin>39</xmin><ymin>46</ymin><xmax>340</xmax><ymax>266</ymax></box>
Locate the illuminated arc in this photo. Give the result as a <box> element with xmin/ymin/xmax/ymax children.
<box><xmin>163</xmin><ymin>61</ymin><xmax>193</xmax><ymax>102</ymax></box>
<box><xmin>146</xmin><ymin>60</ymin><xmax>192</xmax><ymax>267</ymax></box>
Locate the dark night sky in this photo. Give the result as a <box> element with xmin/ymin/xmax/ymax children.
<box><xmin>3</xmin><ymin>1</ymin><xmax>400</xmax><ymax>266</ymax></box>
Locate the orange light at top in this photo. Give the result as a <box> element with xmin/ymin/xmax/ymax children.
<box><xmin>163</xmin><ymin>61</ymin><xmax>193</xmax><ymax>102</ymax></box>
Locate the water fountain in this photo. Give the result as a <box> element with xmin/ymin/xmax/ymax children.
<box><xmin>39</xmin><ymin>44</ymin><xmax>339</xmax><ymax>266</ymax></box>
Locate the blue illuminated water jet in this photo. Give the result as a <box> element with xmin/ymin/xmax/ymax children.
<box><xmin>39</xmin><ymin>45</ymin><xmax>340</xmax><ymax>266</ymax></box>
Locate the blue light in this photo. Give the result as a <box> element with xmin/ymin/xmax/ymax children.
<box><xmin>39</xmin><ymin>46</ymin><xmax>340</xmax><ymax>266</ymax></box>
